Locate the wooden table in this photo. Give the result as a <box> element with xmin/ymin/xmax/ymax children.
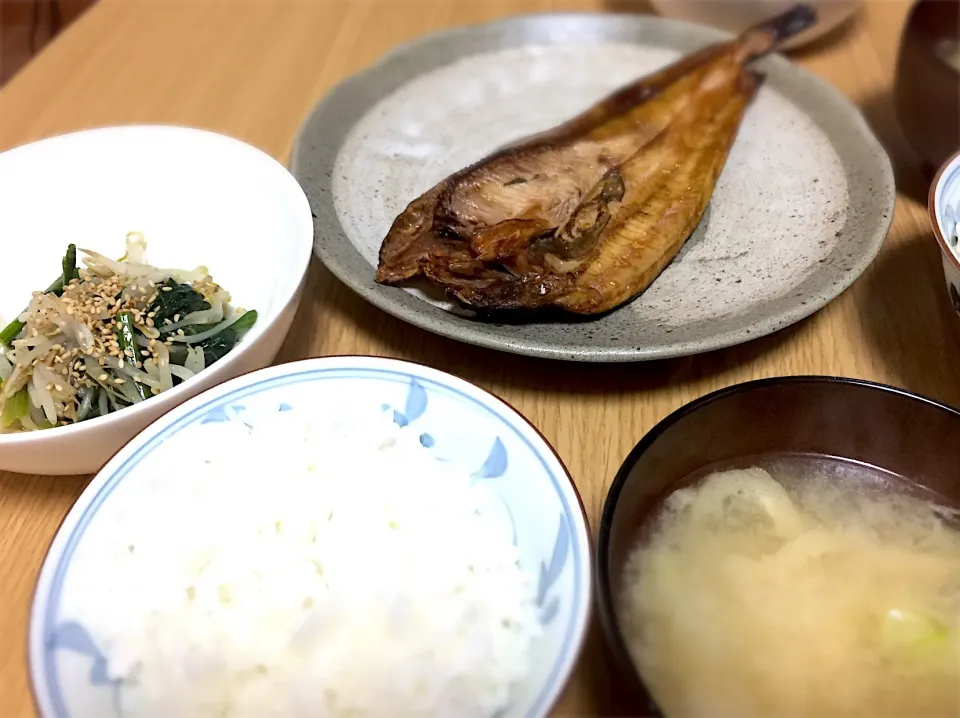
<box><xmin>0</xmin><ymin>0</ymin><xmax>950</xmax><ymax>714</ymax></box>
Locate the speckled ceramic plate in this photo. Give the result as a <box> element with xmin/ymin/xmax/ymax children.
<box><xmin>292</xmin><ymin>13</ymin><xmax>894</xmax><ymax>362</ymax></box>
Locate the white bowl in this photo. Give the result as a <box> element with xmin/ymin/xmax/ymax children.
<box><xmin>0</xmin><ymin>125</ymin><xmax>314</xmax><ymax>475</ymax></box>
<box><xmin>648</xmin><ymin>0</ymin><xmax>862</xmax><ymax>50</ymax></box>
<box><xmin>930</xmin><ymin>150</ymin><xmax>960</xmax><ymax>315</ymax></box>
<box><xmin>29</xmin><ymin>356</ymin><xmax>593</xmax><ymax>717</ymax></box>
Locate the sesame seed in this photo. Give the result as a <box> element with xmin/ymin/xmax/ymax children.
<box><xmin>114</xmin><ymin>378</ymin><xmax>126</xmax><ymax>385</ymax></box>
<box><xmin>118</xmin><ymin>358</ymin><xmax>125</xmax><ymax>369</ymax></box>
<box><xmin>162</xmin><ymin>286</ymin><xmax>173</xmax><ymax>292</ymax></box>
<box><xmin>54</xmin><ymin>384</ymin><xmax>63</xmax><ymax>392</ymax></box>
<box><xmin>98</xmin><ymin>374</ymin><xmax>108</xmax><ymax>381</ymax></box>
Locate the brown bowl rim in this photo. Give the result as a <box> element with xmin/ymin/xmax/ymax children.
<box><xmin>904</xmin><ymin>0</ymin><xmax>960</xmax><ymax>78</ymax></box>
<box><xmin>594</xmin><ymin>373</ymin><xmax>960</xmax><ymax>715</ymax></box>
<box><xmin>932</xmin><ymin>46</ymin><xmax>960</xmax><ymax>78</ymax></box>
<box><xmin>929</xmin><ymin>148</ymin><xmax>960</xmax><ymax>274</ymax></box>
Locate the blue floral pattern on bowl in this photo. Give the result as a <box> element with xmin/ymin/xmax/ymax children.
<box><xmin>934</xmin><ymin>155</ymin><xmax>960</xmax><ymax>318</ymax></box>
<box><xmin>382</xmin><ymin>377</ymin><xmax>570</xmax><ymax>623</ymax></box>
<box><xmin>30</xmin><ymin>358</ymin><xmax>591</xmax><ymax>718</ymax></box>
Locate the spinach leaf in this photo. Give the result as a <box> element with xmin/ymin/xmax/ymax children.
<box><xmin>196</xmin><ymin>311</ymin><xmax>257</xmax><ymax>367</ymax></box>
<box><xmin>149</xmin><ymin>280</ymin><xmax>210</xmax><ymax>326</ymax></box>
<box><xmin>199</xmin><ymin>329</ymin><xmax>238</xmax><ymax>366</ymax></box>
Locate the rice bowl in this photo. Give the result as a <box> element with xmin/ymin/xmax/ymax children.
<box><xmin>29</xmin><ymin>356</ymin><xmax>591</xmax><ymax>718</ymax></box>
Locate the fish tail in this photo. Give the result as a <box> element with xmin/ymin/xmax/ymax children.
<box><xmin>736</xmin><ymin>4</ymin><xmax>818</xmax><ymax>61</ymax></box>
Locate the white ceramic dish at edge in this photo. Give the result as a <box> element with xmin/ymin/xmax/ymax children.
<box><xmin>0</xmin><ymin>125</ymin><xmax>314</xmax><ymax>476</ymax></box>
<box><xmin>29</xmin><ymin>355</ymin><xmax>593</xmax><ymax>718</ymax></box>
<box><xmin>931</xmin><ymin>150</ymin><xmax>960</xmax><ymax>316</ymax></box>
<box><xmin>649</xmin><ymin>0</ymin><xmax>862</xmax><ymax>50</ymax></box>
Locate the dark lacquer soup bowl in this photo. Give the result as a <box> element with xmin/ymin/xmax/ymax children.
<box><xmin>595</xmin><ymin>376</ymin><xmax>960</xmax><ymax>716</ymax></box>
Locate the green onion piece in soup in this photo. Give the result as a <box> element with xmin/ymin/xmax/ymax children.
<box><xmin>880</xmin><ymin>607</ymin><xmax>957</xmax><ymax>670</ymax></box>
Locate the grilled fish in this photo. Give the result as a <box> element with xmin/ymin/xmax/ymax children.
<box><xmin>375</xmin><ymin>5</ymin><xmax>817</xmax><ymax>316</ymax></box>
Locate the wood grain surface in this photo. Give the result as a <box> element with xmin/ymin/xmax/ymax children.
<box><xmin>0</xmin><ymin>0</ymin><xmax>950</xmax><ymax>715</ymax></box>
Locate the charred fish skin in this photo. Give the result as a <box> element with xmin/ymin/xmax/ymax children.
<box><xmin>375</xmin><ymin>182</ymin><xmax>449</xmax><ymax>284</ymax></box>
<box><xmin>375</xmin><ymin>5</ymin><xmax>818</xmax><ymax>317</ymax></box>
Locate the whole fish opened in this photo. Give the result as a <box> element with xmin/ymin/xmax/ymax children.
<box><xmin>376</xmin><ymin>5</ymin><xmax>818</xmax><ymax>317</ymax></box>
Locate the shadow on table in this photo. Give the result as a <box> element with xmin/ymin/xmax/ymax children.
<box><xmin>273</xmin><ymin>258</ymin><xmax>334</xmax><ymax>365</ymax></box>
<box><xmin>857</xmin><ymin>227</ymin><xmax>960</xmax><ymax>408</ymax></box>
<box><xmin>294</xmin><ymin>256</ymin><xmax>809</xmax><ymax>402</ymax></box>
<box><xmin>393</xmin><ymin>317</ymin><xmax>805</xmax><ymax>400</ymax></box>
<box><xmin>0</xmin><ymin>471</ymin><xmax>90</xmax><ymax>497</ymax></box>
<box><xmin>859</xmin><ymin>89</ymin><xmax>932</xmax><ymax>205</ymax></box>
<box><xmin>563</xmin><ymin>616</ymin><xmax>655</xmax><ymax>718</ymax></box>
<box><xmin>573</xmin><ymin>612</ymin><xmax>679</xmax><ymax>718</ymax></box>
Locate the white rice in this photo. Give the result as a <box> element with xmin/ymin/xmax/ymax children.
<box><xmin>71</xmin><ymin>405</ymin><xmax>540</xmax><ymax>717</ymax></box>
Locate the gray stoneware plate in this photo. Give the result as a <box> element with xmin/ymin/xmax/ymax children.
<box><xmin>292</xmin><ymin>13</ymin><xmax>895</xmax><ymax>362</ymax></box>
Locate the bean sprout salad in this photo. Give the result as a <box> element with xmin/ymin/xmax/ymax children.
<box><xmin>0</xmin><ymin>234</ymin><xmax>256</xmax><ymax>432</ymax></box>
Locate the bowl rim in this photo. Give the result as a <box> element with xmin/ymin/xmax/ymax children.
<box><xmin>27</xmin><ymin>353</ymin><xmax>594</xmax><ymax>718</ymax></box>
<box><xmin>0</xmin><ymin>124</ymin><xmax>315</xmax><ymax>448</ymax></box>
<box><xmin>929</xmin><ymin>147</ymin><xmax>960</xmax><ymax>272</ymax></box>
<box><xmin>594</xmin><ymin>373</ymin><xmax>960</xmax><ymax>712</ymax></box>
<box><xmin>932</xmin><ymin>40</ymin><xmax>960</xmax><ymax>78</ymax></box>
<box><xmin>903</xmin><ymin>0</ymin><xmax>960</xmax><ymax>78</ymax></box>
